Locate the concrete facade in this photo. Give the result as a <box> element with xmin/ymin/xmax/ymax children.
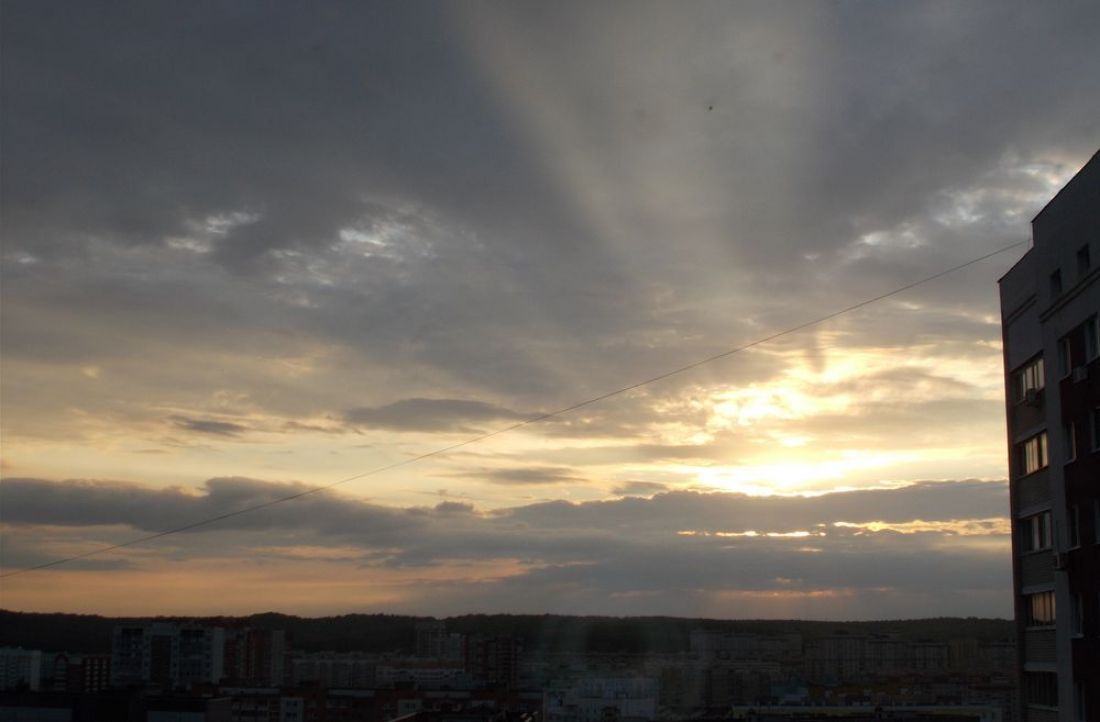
<box><xmin>999</xmin><ymin>150</ymin><xmax>1100</xmax><ymax>721</ymax></box>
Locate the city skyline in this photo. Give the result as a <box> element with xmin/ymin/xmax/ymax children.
<box><xmin>2</xmin><ymin>1</ymin><xmax>1100</xmax><ymax>619</ymax></box>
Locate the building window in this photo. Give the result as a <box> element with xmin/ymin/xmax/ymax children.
<box><xmin>1092</xmin><ymin>409</ymin><xmax>1100</xmax><ymax>451</ymax></box>
<box><xmin>1024</xmin><ymin>671</ymin><xmax>1058</xmax><ymax>707</ymax></box>
<box><xmin>1095</xmin><ymin>501</ymin><xmax>1100</xmax><ymax>545</ymax></box>
<box><xmin>1086</xmin><ymin>316</ymin><xmax>1099</xmax><ymax>361</ymax></box>
<box><xmin>1060</xmin><ymin>337</ymin><xmax>1073</xmax><ymax>377</ymax></box>
<box><xmin>1025</xmin><ymin>590</ymin><xmax>1056</xmax><ymax>627</ymax></box>
<box><xmin>1078</xmin><ymin>244</ymin><xmax>1092</xmax><ymax>278</ymax></box>
<box><xmin>1022</xmin><ymin>511</ymin><xmax>1052</xmax><ymax>552</ymax></box>
<box><xmin>1064</xmin><ymin>422</ymin><xmax>1077</xmax><ymax>462</ymax></box>
<box><xmin>1018</xmin><ymin>432</ymin><xmax>1049</xmax><ymax>475</ymax></box>
<box><xmin>1014</xmin><ymin>356</ymin><xmax>1045</xmax><ymax>403</ymax></box>
<box><xmin>1068</xmin><ymin>505</ymin><xmax>1081</xmax><ymax>548</ymax></box>
<box><xmin>1070</xmin><ymin>593</ymin><xmax>1084</xmax><ymax>636</ymax></box>
<box><xmin>1050</xmin><ymin>269</ymin><xmax>1063</xmax><ymax>297</ymax></box>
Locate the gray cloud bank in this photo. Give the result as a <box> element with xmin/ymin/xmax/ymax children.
<box><xmin>0</xmin><ymin>1</ymin><xmax>1090</xmax><ymax>618</ymax></box>
<box><xmin>2</xmin><ymin>1</ymin><xmax>1099</xmax><ymax>440</ymax></box>
<box><xmin>1</xmin><ymin>477</ymin><xmax>1011</xmax><ymax>617</ymax></box>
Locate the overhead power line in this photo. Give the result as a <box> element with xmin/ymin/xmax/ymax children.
<box><xmin>0</xmin><ymin>239</ymin><xmax>1028</xmax><ymax>579</ymax></box>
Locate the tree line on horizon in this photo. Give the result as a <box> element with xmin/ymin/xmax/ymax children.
<box><xmin>0</xmin><ymin>610</ymin><xmax>1014</xmax><ymax>656</ymax></box>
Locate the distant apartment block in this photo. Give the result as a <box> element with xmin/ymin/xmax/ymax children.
<box><xmin>544</xmin><ymin>676</ymin><xmax>657</xmax><ymax>722</ymax></box>
<box><xmin>290</xmin><ymin>651</ymin><xmax>378</xmax><ymax>688</ymax></box>
<box><xmin>111</xmin><ymin>623</ymin><xmax>225</xmax><ymax>689</ymax></box>
<box><xmin>0</xmin><ymin>690</ymin><xmax>234</xmax><ymax>722</ymax></box>
<box><xmin>48</xmin><ymin>653</ymin><xmax>112</xmax><ymax>693</ymax></box>
<box><xmin>0</xmin><ymin>648</ymin><xmax>42</xmax><ymax>691</ymax></box>
<box><xmin>415</xmin><ymin>621</ymin><xmax>465</xmax><ymax>661</ymax></box>
<box><xmin>223</xmin><ymin>628</ymin><xmax>287</xmax><ymax>687</ymax></box>
<box><xmin>375</xmin><ymin>660</ymin><xmax>468</xmax><ymax>689</ymax></box>
<box><xmin>999</xmin><ymin>149</ymin><xmax>1100</xmax><ymax>722</ymax></box>
<box><xmin>464</xmin><ymin>636</ymin><xmax>519</xmax><ymax>690</ymax></box>
<box><xmin>727</xmin><ymin>704</ymin><xmax>1004</xmax><ymax>722</ymax></box>
<box><xmin>689</xmin><ymin>630</ymin><xmax>802</xmax><ymax>663</ymax></box>
<box><xmin>801</xmin><ymin>634</ymin><xmax>956</xmax><ymax>684</ymax></box>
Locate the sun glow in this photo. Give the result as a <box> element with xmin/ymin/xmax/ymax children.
<box><xmin>677</xmin><ymin>529</ymin><xmax>822</xmax><ymax>538</ymax></box>
<box><xmin>689</xmin><ymin>448</ymin><xmax>914</xmax><ymax>495</ymax></box>
<box><xmin>833</xmin><ymin>518</ymin><xmax>1011</xmax><ymax>536</ymax></box>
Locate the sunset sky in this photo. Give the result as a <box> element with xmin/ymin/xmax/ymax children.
<box><xmin>2</xmin><ymin>1</ymin><xmax>1099</xmax><ymax>619</ymax></box>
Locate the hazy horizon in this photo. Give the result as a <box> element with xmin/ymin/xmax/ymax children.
<box><xmin>0</xmin><ymin>608</ymin><xmax>1016</xmax><ymax>623</ymax></box>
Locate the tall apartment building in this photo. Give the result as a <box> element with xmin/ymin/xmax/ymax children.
<box><xmin>415</xmin><ymin>620</ymin><xmax>464</xmax><ymax>661</ymax></box>
<box><xmin>464</xmin><ymin>636</ymin><xmax>519</xmax><ymax>690</ymax></box>
<box><xmin>223</xmin><ymin>628</ymin><xmax>287</xmax><ymax>686</ymax></box>
<box><xmin>111</xmin><ymin>623</ymin><xmax>225</xmax><ymax>688</ymax></box>
<box><xmin>999</xmin><ymin>149</ymin><xmax>1100</xmax><ymax>722</ymax></box>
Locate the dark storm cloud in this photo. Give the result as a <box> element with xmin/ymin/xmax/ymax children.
<box><xmin>344</xmin><ymin>398</ymin><xmax>529</xmax><ymax>432</ymax></box>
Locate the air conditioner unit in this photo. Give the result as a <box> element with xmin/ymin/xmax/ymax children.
<box><xmin>1072</xmin><ymin>366</ymin><xmax>1088</xmax><ymax>383</ymax></box>
<box><xmin>1053</xmin><ymin>552</ymin><xmax>1069</xmax><ymax>570</ymax></box>
<box><xmin>1024</xmin><ymin>388</ymin><xmax>1042</xmax><ymax>406</ymax></box>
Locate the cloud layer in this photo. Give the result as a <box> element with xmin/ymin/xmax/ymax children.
<box><xmin>0</xmin><ymin>476</ymin><xmax>1011</xmax><ymax>618</ymax></box>
<box><xmin>2</xmin><ymin>1</ymin><xmax>1097</xmax><ymax>616</ymax></box>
